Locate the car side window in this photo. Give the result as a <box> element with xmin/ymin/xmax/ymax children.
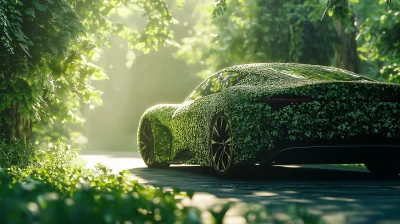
<box><xmin>187</xmin><ymin>71</ymin><xmax>244</xmax><ymax>101</ymax></box>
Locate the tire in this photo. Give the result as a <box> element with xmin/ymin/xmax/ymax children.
<box><xmin>364</xmin><ymin>156</ymin><xmax>400</xmax><ymax>176</ymax></box>
<box><xmin>210</xmin><ymin>112</ymin><xmax>234</xmax><ymax>176</ymax></box>
<box><xmin>138</xmin><ymin>119</ymin><xmax>170</xmax><ymax>168</ymax></box>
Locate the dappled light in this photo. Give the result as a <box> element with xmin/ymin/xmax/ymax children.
<box><xmin>1</xmin><ymin>0</ymin><xmax>399</xmax><ymax>223</ymax></box>
<box><xmin>122</xmin><ymin>151</ymin><xmax>399</xmax><ymax>223</ymax></box>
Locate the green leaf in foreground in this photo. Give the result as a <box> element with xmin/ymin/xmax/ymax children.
<box><xmin>0</xmin><ymin>141</ymin><xmax>324</xmax><ymax>224</ymax></box>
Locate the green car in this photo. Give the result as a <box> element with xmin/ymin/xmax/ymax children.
<box><xmin>138</xmin><ymin>63</ymin><xmax>400</xmax><ymax>176</ymax></box>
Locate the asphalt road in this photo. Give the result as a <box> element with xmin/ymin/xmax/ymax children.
<box><xmin>80</xmin><ymin>152</ymin><xmax>400</xmax><ymax>224</ymax></box>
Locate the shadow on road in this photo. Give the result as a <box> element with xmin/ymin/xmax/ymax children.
<box><xmin>130</xmin><ymin>164</ymin><xmax>400</xmax><ymax>183</ymax></box>
<box><xmin>130</xmin><ymin>165</ymin><xmax>400</xmax><ymax>224</ymax></box>
<box><xmin>81</xmin><ymin>152</ymin><xmax>400</xmax><ymax>223</ymax></box>
<box><xmin>81</xmin><ymin>151</ymin><xmax>400</xmax><ymax>223</ymax></box>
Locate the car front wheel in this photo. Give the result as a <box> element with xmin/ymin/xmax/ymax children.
<box><xmin>138</xmin><ymin>119</ymin><xmax>170</xmax><ymax>168</ymax></box>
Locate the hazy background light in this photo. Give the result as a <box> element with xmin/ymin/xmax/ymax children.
<box><xmin>82</xmin><ymin>1</ymin><xmax>202</xmax><ymax>152</ymax></box>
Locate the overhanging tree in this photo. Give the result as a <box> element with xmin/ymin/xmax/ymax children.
<box><xmin>355</xmin><ymin>0</ymin><xmax>400</xmax><ymax>82</ymax></box>
<box><xmin>177</xmin><ymin>0</ymin><xmax>337</xmax><ymax>78</ymax></box>
<box><xmin>179</xmin><ymin>0</ymin><xmax>395</xmax><ymax>77</ymax></box>
<box><xmin>0</xmin><ymin>0</ymin><xmax>179</xmax><ymax>145</ymax></box>
<box><xmin>0</xmin><ymin>0</ymin><xmax>86</xmax><ymax>146</ymax></box>
<box><xmin>0</xmin><ymin>0</ymin><xmax>396</xmax><ymax>147</ymax></box>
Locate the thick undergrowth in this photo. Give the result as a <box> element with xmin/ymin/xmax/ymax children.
<box><xmin>0</xmin><ymin>140</ymin><xmax>324</xmax><ymax>224</ymax></box>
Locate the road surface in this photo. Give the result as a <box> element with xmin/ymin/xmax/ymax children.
<box><xmin>80</xmin><ymin>152</ymin><xmax>400</xmax><ymax>224</ymax></box>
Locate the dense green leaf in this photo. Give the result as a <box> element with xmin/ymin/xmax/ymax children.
<box><xmin>0</xmin><ymin>141</ymin><xmax>324</xmax><ymax>224</ymax></box>
<box><xmin>0</xmin><ymin>0</ymin><xmax>180</xmax><ymax>142</ymax></box>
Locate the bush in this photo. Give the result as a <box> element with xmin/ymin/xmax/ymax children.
<box><xmin>0</xmin><ymin>138</ymin><xmax>34</xmax><ymax>168</ymax></box>
<box><xmin>0</xmin><ymin>141</ymin><xmax>324</xmax><ymax>224</ymax></box>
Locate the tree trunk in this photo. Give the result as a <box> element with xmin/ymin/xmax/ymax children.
<box><xmin>334</xmin><ymin>15</ymin><xmax>359</xmax><ymax>73</ymax></box>
<box><xmin>0</xmin><ymin>101</ymin><xmax>32</xmax><ymax>147</ymax></box>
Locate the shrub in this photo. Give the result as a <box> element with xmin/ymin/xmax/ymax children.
<box><xmin>1</xmin><ymin>142</ymin><xmax>204</xmax><ymax>223</ymax></box>
<box><xmin>0</xmin><ymin>141</ymin><xmax>324</xmax><ymax>223</ymax></box>
<box><xmin>0</xmin><ymin>138</ymin><xmax>34</xmax><ymax>168</ymax></box>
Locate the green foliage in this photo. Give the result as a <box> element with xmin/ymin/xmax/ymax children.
<box><xmin>138</xmin><ymin>63</ymin><xmax>400</xmax><ymax>166</ymax></box>
<box><xmin>72</xmin><ymin>0</ymin><xmax>179</xmax><ymax>53</ymax></box>
<box><xmin>138</xmin><ymin>106</ymin><xmax>178</xmax><ymax>165</ymax></box>
<box><xmin>0</xmin><ymin>1</ymin><xmax>30</xmax><ymax>56</ymax></box>
<box><xmin>212</xmin><ymin>0</ymin><xmax>228</xmax><ymax>18</ymax></box>
<box><xmin>178</xmin><ymin>0</ymin><xmax>336</xmax><ymax>78</ymax></box>
<box><xmin>381</xmin><ymin>63</ymin><xmax>400</xmax><ymax>83</ymax></box>
<box><xmin>216</xmin><ymin>0</ymin><xmax>392</xmax><ymax>27</ymax></box>
<box><xmin>0</xmin><ymin>0</ymin><xmax>184</xmax><ymax>142</ymax></box>
<box><xmin>318</xmin><ymin>0</ymin><xmax>353</xmax><ymax>26</ymax></box>
<box><xmin>0</xmin><ymin>141</ymin><xmax>323</xmax><ymax>224</ymax></box>
<box><xmin>356</xmin><ymin>1</ymin><xmax>400</xmax><ymax>82</ymax></box>
<box><xmin>0</xmin><ymin>0</ymin><xmax>396</xmax><ymax>146</ymax></box>
<box><xmin>0</xmin><ymin>144</ymin><xmax>202</xmax><ymax>223</ymax></box>
<box><xmin>0</xmin><ymin>138</ymin><xmax>34</xmax><ymax>168</ymax></box>
<box><xmin>0</xmin><ymin>0</ymin><xmax>101</xmax><ymax>142</ymax></box>
<box><xmin>244</xmin><ymin>204</ymin><xmax>324</xmax><ymax>224</ymax></box>
<box><xmin>183</xmin><ymin>0</ymin><xmax>398</xmax><ymax>84</ymax></box>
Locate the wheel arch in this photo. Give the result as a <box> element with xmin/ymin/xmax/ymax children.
<box><xmin>138</xmin><ymin>104</ymin><xmax>179</xmax><ymax>162</ymax></box>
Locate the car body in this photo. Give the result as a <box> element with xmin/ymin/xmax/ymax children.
<box><xmin>137</xmin><ymin>63</ymin><xmax>400</xmax><ymax>176</ymax></box>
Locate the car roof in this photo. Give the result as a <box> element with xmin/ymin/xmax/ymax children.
<box><xmin>185</xmin><ymin>63</ymin><xmax>376</xmax><ymax>101</ymax></box>
<box><xmin>220</xmin><ymin>63</ymin><xmax>373</xmax><ymax>83</ymax></box>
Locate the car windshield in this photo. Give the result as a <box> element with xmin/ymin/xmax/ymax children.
<box><xmin>186</xmin><ymin>71</ymin><xmax>245</xmax><ymax>101</ymax></box>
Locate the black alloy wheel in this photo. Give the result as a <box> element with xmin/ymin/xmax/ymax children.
<box><xmin>210</xmin><ymin>113</ymin><xmax>234</xmax><ymax>176</ymax></box>
<box><xmin>139</xmin><ymin>119</ymin><xmax>169</xmax><ymax>168</ymax></box>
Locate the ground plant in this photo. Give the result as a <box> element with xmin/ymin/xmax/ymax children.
<box><xmin>0</xmin><ymin>141</ymin><xmax>324</xmax><ymax>224</ymax></box>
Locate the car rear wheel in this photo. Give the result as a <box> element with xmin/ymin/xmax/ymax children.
<box><xmin>364</xmin><ymin>156</ymin><xmax>400</xmax><ymax>176</ymax></box>
<box><xmin>139</xmin><ymin>119</ymin><xmax>170</xmax><ymax>168</ymax></box>
<box><xmin>210</xmin><ymin>113</ymin><xmax>234</xmax><ymax>176</ymax></box>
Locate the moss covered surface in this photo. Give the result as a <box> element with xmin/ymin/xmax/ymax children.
<box><xmin>138</xmin><ymin>63</ymin><xmax>400</xmax><ymax>166</ymax></box>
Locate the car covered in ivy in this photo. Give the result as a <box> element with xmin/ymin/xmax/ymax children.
<box><xmin>138</xmin><ymin>63</ymin><xmax>400</xmax><ymax>176</ymax></box>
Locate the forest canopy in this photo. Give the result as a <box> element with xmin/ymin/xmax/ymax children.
<box><xmin>179</xmin><ymin>0</ymin><xmax>398</xmax><ymax>80</ymax></box>
<box><xmin>0</xmin><ymin>0</ymin><xmax>398</xmax><ymax>146</ymax></box>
